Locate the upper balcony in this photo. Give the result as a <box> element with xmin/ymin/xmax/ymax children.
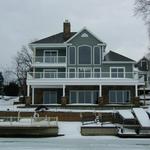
<box><xmin>27</xmin><ymin>71</ymin><xmax>144</xmax><ymax>86</ymax></box>
<box><xmin>32</xmin><ymin>56</ymin><xmax>67</xmax><ymax>67</ymax></box>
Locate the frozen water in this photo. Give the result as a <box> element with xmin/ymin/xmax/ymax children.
<box><xmin>0</xmin><ymin>137</ymin><xmax>150</xmax><ymax>150</ymax></box>
<box><xmin>0</xmin><ymin>122</ymin><xmax>149</xmax><ymax>150</ymax></box>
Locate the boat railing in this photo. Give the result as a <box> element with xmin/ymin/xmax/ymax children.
<box><xmin>0</xmin><ymin>116</ymin><xmax>58</xmax><ymax>127</ymax></box>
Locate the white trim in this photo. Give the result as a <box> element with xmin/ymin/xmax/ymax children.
<box><xmin>65</xmin><ymin>27</ymin><xmax>106</xmax><ymax>45</ymax></box>
<box><xmin>32</xmin><ymin>87</ymin><xmax>34</xmax><ymax>105</ymax></box>
<box><xmin>63</xmin><ymin>84</ymin><xmax>66</xmax><ymax>97</ymax></box>
<box><xmin>135</xmin><ymin>84</ymin><xmax>138</xmax><ymax>97</ymax></box>
<box><xmin>110</xmin><ymin>67</ymin><xmax>125</xmax><ymax>78</ymax></box>
<box><xmin>27</xmin><ymin>85</ymin><xmax>30</xmax><ymax>97</ymax></box>
<box><xmin>93</xmin><ymin>46</ymin><xmax>101</xmax><ymax>65</ymax></box>
<box><xmin>30</xmin><ymin>43</ymin><xmax>71</xmax><ymax>49</ymax></box>
<box><xmin>103</xmin><ymin>61</ymin><xmax>135</xmax><ymax>64</ymax></box>
<box><xmin>77</xmin><ymin>45</ymin><xmax>92</xmax><ymax>65</ymax></box>
<box><xmin>99</xmin><ymin>84</ymin><xmax>102</xmax><ymax>97</ymax></box>
<box><xmin>68</xmin><ymin>46</ymin><xmax>76</xmax><ymax>65</ymax></box>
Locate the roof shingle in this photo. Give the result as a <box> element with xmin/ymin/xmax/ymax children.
<box><xmin>104</xmin><ymin>51</ymin><xmax>135</xmax><ymax>62</ymax></box>
<box><xmin>31</xmin><ymin>32</ymin><xmax>76</xmax><ymax>44</ymax></box>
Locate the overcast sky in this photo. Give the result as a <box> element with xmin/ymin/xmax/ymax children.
<box><xmin>0</xmin><ymin>0</ymin><xmax>149</xmax><ymax>70</ymax></box>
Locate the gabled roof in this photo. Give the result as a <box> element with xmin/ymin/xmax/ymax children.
<box><xmin>66</xmin><ymin>27</ymin><xmax>105</xmax><ymax>44</ymax></box>
<box><xmin>32</xmin><ymin>32</ymin><xmax>76</xmax><ymax>44</ymax></box>
<box><xmin>104</xmin><ymin>51</ymin><xmax>135</xmax><ymax>62</ymax></box>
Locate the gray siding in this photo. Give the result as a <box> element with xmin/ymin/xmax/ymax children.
<box><xmin>67</xmin><ymin>29</ymin><xmax>104</xmax><ymax>70</ymax></box>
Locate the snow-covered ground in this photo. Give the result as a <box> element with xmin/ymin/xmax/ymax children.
<box><xmin>0</xmin><ymin>97</ymin><xmax>150</xmax><ymax>149</ymax></box>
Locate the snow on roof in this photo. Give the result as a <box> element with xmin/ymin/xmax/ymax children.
<box><xmin>118</xmin><ymin>110</ymin><xmax>135</xmax><ymax>119</ymax></box>
<box><xmin>133</xmin><ymin>108</ymin><xmax>150</xmax><ymax>128</ymax></box>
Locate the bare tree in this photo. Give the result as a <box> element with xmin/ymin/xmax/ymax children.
<box><xmin>134</xmin><ymin>0</ymin><xmax>150</xmax><ymax>38</ymax></box>
<box><xmin>14</xmin><ymin>45</ymin><xmax>32</xmax><ymax>98</ymax></box>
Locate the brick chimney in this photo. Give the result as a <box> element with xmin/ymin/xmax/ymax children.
<box><xmin>63</xmin><ymin>20</ymin><xmax>71</xmax><ymax>40</ymax></box>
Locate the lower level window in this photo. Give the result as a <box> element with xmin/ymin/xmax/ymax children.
<box><xmin>109</xmin><ymin>90</ymin><xmax>130</xmax><ymax>104</ymax></box>
<box><xmin>70</xmin><ymin>90</ymin><xmax>98</xmax><ymax>104</ymax></box>
<box><xmin>43</xmin><ymin>91</ymin><xmax>57</xmax><ymax>104</ymax></box>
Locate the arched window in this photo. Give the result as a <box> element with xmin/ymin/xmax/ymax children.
<box><xmin>78</xmin><ymin>45</ymin><xmax>92</xmax><ymax>64</ymax></box>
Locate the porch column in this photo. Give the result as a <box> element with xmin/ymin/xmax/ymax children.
<box><xmin>63</xmin><ymin>84</ymin><xmax>66</xmax><ymax>97</ymax></box>
<box><xmin>27</xmin><ymin>85</ymin><xmax>30</xmax><ymax>97</ymax></box>
<box><xmin>32</xmin><ymin>87</ymin><xmax>34</xmax><ymax>105</ymax></box>
<box><xmin>135</xmin><ymin>84</ymin><xmax>138</xmax><ymax>97</ymax></box>
<box><xmin>99</xmin><ymin>84</ymin><xmax>102</xmax><ymax>97</ymax></box>
<box><xmin>61</xmin><ymin>84</ymin><xmax>67</xmax><ymax>106</ymax></box>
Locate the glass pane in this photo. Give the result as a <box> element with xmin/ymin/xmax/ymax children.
<box><xmin>111</xmin><ymin>72</ymin><xmax>117</xmax><ymax>78</ymax></box>
<box><xmin>69</xmin><ymin>68</ymin><xmax>75</xmax><ymax>78</ymax></box>
<box><xmin>69</xmin><ymin>47</ymin><xmax>75</xmax><ymax>64</ymax></box>
<box><xmin>109</xmin><ymin>91</ymin><xmax>116</xmax><ymax>103</ymax></box>
<box><xmin>117</xmin><ymin>91</ymin><xmax>123</xmax><ymax>103</ymax></box>
<box><xmin>70</xmin><ymin>91</ymin><xmax>77</xmax><ymax>103</ymax></box>
<box><xmin>78</xmin><ymin>68</ymin><xmax>84</xmax><ymax>78</ymax></box>
<box><xmin>111</xmin><ymin>68</ymin><xmax>117</xmax><ymax>72</ymax></box>
<box><xmin>85</xmin><ymin>68</ymin><xmax>92</xmax><ymax>78</ymax></box>
<box><xmin>50</xmin><ymin>91</ymin><xmax>57</xmax><ymax>104</ymax></box>
<box><xmin>118</xmin><ymin>69</ymin><xmax>124</xmax><ymax>78</ymax></box>
<box><xmin>85</xmin><ymin>91</ymin><xmax>91</xmax><ymax>103</ymax></box>
<box><xmin>124</xmin><ymin>91</ymin><xmax>130</xmax><ymax>103</ymax></box>
<box><xmin>79</xmin><ymin>46</ymin><xmax>91</xmax><ymax>64</ymax></box>
<box><xmin>93</xmin><ymin>91</ymin><xmax>98</xmax><ymax>104</ymax></box>
<box><xmin>94</xmin><ymin>68</ymin><xmax>100</xmax><ymax>78</ymax></box>
<box><xmin>94</xmin><ymin>47</ymin><xmax>101</xmax><ymax>64</ymax></box>
<box><xmin>78</xmin><ymin>91</ymin><xmax>84</xmax><ymax>103</ymax></box>
<box><xmin>43</xmin><ymin>91</ymin><xmax>49</xmax><ymax>104</ymax></box>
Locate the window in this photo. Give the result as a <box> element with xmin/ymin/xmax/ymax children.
<box><xmin>69</xmin><ymin>90</ymin><xmax>98</xmax><ymax>104</ymax></box>
<box><xmin>78</xmin><ymin>45</ymin><xmax>92</xmax><ymax>64</ymax></box>
<box><xmin>94</xmin><ymin>46</ymin><xmax>101</xmax><ymax>64</ymax></box>
<box><xmin>94</xmin><ymin>68</ymin><xmax>101</xmax><ymax>78</ymax></box>
<box><xmin>78</xmin><ymin>68</ymin><xmax>92</xmax><ymax>78</ymax></box>
<box><xmin>110</xmin><ymin>67</ymin><xmax>125</xmax><ymax>78</ymax></box>
<box><xmin>43</xmin><ymin>91</ymin><xmax>57</xmax><ymax>104</ymax></box>
<box><xmin>70</xmin><ymin>91</ymin><xmax>77</xmax><ymax>103</ymax></box>
<box><xmin>44</xmin><ymin>50</ymin><xmax>58</xmax><ymax>63</ymax></box>
<box><xmin>109</xmin><ymin>90</ymin><xmax>130</xmax><ymax>104</ymax></box>
<box><xmin>69</xmin><ymin>46</ymin><xmax>76</xmax><ymax>65</ymax></box>
<box><xmin>68</xmin><ymin>68</ymin><xmax>76</xmax><ymax>78</ymax></box>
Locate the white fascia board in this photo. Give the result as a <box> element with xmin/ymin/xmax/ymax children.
<box><xmin>27</xmin><ymin>79</ymin><xmax>144</xmax><ymax>86</ymax></box>
<box><xmin>102</xmin><ymin>61</ymin><xmax>135</xmax><ymax>64</ymax></box>
<box><xmin>29</xmin><ymin>43</ymin><xmax>72</xmax><ymax>48</ymax></box>
<box><xmin>65</xmin><ymin>27</ymin><xmax>106</xmax><ymax>45</ymax></box>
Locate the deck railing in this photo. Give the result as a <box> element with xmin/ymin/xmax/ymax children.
<box><xmin>33</xmin><ymin>56</ymin><xmax>66</xmax><ymax>64</ymax></box>
<box><xmin>0</xmin><ymin>116</ymin><xmax>58</xmax><ymax>127</ymax></box>
<box><xmin>27</xmin><ymin>71</ymin><xmax>140</xmax><ymax>79</ymax></box>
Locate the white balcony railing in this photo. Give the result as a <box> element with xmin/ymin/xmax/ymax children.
<box><xmin>33</xmin><ymin>56</ymin><xmax>66</xmax><ymax>64</ymax></box>
<box><xmin>27</xmin><ymin>72</ymin><xmax>140</xmax><ymax>80</ymax></box>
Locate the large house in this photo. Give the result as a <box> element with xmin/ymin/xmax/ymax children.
<box><xmin>27</xmin><ymin>20</ymin><xmax>144</xmax><ymax>106</ymax></box>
